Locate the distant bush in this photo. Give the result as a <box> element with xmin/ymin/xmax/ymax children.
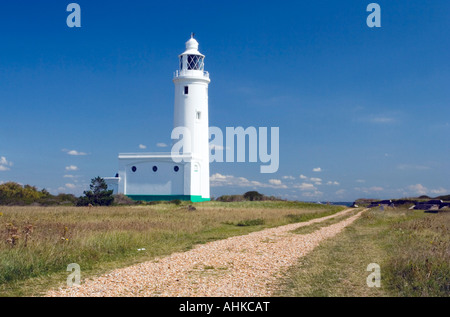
<box><xmin>0</xmin><ymin>182</ymin><xmax>76</xmax><ymax>206</ymax></box>
<box><xmin>54</xmin><ymin>193</ymin><xmax>78</xmax><ymax>205</ymax></box>
<box><xmin>243</xmin><ymin>191</ymin><xmax>264</xmax><ymax>201</ymax></box>
<box><xmin>135</xmin><ymin>200</ymin><xmax>159</xmax><ymax>206</ymax></box>
<box><xmin>0</xmin><ymin>182</ymin><xmax>44</xmax><ymax>205</ymax></box>
<box><xmin>76</xmin><ymin>177</ymin><xmax>114</xmax><ymax>207</ymax></box>
<box><xmin>169</xmin><ymin>199</ymin><xmax>182</xmax><ymax>206</ymax></box>
<box><xmin>113</xmin><ymin>194</ymin><xmax>137</xmax><ymax>206</ymax></box>
<box><xmin>436</xmin><ymin>194</ymin><xmax>450</xmax><ymax>201</ymax></box>
<box><xmin>216</xmin><ymin>191</ymin><xmax>283</xmax><ymax>203</ymax></box>
<box><xmin>215</xmin><ymin>195</ymin><xmax>246</xmax><ymax>202</ymax></box>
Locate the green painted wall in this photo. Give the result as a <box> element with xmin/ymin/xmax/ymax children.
<box><xmin>127</xmin><ymin>195</ymin><xmax>210</xmax><ymax>203</ymax></box>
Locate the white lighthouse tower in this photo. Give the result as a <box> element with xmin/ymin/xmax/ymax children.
<box><xmin>173</xmin><ymin>34</ymin><xmax>211</xmax><ymax>200</ymax></box>
<box><xmin>105</xmin><ymin>35</ymin><xmax>211</xmax><ymax>202</ymax></box>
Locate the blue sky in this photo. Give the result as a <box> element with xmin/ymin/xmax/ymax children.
<box><xmin>0</xmin><ymin>0</ymin><xmax>449</xmax><ymax>201</ymax></box>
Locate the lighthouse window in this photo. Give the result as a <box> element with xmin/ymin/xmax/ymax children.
<box><xmin>196</xmin><ymin>111</ymin><xmax>201</xmax><ymax>120</ymax></box>
<box><xmin>152</xmin><ymin>166</ymin><xmax>158</xmax><ymax>172</ymax></box>
<box><xmin>184</xmin><ymin>86</ymin><xmax>189</xmax><ymax>95</ymax></box>
<box><xmin>131</xmin><ymin>166</ymin><xmax>137</xmax><ymax>173</ymax></box>
<box><xmin>174</xmin><ymin>166</ymin><xmax>179</xmax><ymax>172</ymax></box>
<box><xmin>187</xmin><ymin>55</ymin><xmax>204</xmax><ymax>70</ymax></box>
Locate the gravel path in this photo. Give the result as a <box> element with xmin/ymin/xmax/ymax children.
<box><xmin>46</xmin><ymin>208</ymin><xmax>363</xmax><ymax>297</ymax></box>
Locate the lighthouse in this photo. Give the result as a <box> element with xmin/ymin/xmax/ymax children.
<box><xmin>104</xmin><ymin>35</ymin><xmax>211</xmax><ymax>202</ymax></box>
<box><xmin>173</xmin><ymin>34</ymin><xmax>211</xmax><ymax>200</ymax></box>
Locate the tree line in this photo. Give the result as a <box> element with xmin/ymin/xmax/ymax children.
<box><xmin>0</xmin><ymin>177</ymin><xmax>281</xmax><ymax>206</ymax></box>
<box><xmin>0</xmin><ymin>177</ymin><xmax>113</xmax><ymax>206</ymax></box>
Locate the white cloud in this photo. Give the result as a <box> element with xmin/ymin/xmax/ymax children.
<box><xmin>407</xmin><ymin>184</ymin><xmax>447</xmax><ymax>196</ymax></box>
<box><xmin>430</xmin><ymin>188</ymin><xmax>447</xmax><ymax>195</ymax></box>
<box><xmin>293</xmin><ymin>183</ymin><xmax>317</xmax><ymax>191</ymax></box>
<box><xmin>0</xmin><ymin>157</ymin><xmax>12</xmax><ymax>171</ymax></box>
<box><xmin>335</xmin><ymin>189</ymin><xmax>346</xmax><ymax>196</ymax></box>
<box><xmin>299</xmin><ymin>174</ymin><xmax>308</xmax><ymax>179</ymax></box>
<box><xmin>63</xmin><ymin>149</ymin><xmax>87</xmax><ymax>156</ymax></box>
<box><xmin>210</xmin><ymin>174</ymin><xmax>252</xmax><ymax>188</ymax></box>
<box><xmin>408</xmin><ymin>184</ymin><xmax>428</xmax><ymax>196</ymax></box>
<box><xmin>301</xmin><ymin>190</ymin><xmax>323</xmax><ymax>198</ymax></box>
<box><xmin>210</xmin><ymin>173</ymin><xmax>287</xmax><ymax>189</ymax></box>
<box><xmin>210</xmin><ymin>173</ymin><xmax>250</xmax><ymax>187</ymax></box>
<box><xmin>65</xmin><ymin>183</ymin><xmax>76</xmax><ymax>189</ymax></box>
<box><xmin>269</xmin><ymin>179</ymin><xmax>282</xmax><ymax>185</ymax></box>
<box><xmin>65</xmin><ymin>165</ymin><xmax>78</xmax><ymax>171</ymax></box>
<box><xmin>68</xmin><ymin>150</ymin><xmax>87</xmax><ymax>156</ymax></box>
<box><xmin>355</xmin><ymin>186</ymin><xmax>384</xmax><ymax>194</ymax></box>
<box><xmin>64</xmin><ymin>175</ymin><xmax>82</xmax><ymax>179</ymax></box>
<box><xmin>156</xmin><ymin>143</ymin><xmax>168</xmax><ymax>148</ymax></box>
<box><xmin>312</xmin><ymin>167</ymin><xmax>322</xmax><ymax>172</ymax></box>
<box><xmin>356</xmin><ymin>179</ymin><xmax>365</xmax><ymax>183</ymax></box>
<box><xmin>211</xmin><ymin>173</ymin><xmax>227</xmax><ymax>180</ymax></box>
<box><xmin>139</xmin><ymin>144</ymin><xmax>147</xmax><ymax>149</ymax></box>
<box><xmin>326</xmin><ymin>181</ymin><xmax>340</xmax><ymax>186</ymax></box>
<box><xmin>282</xmin><ymin>175</ymin><xmax>295</xmax><ymax>180</ymax></box>
<box><xmin>310</xmin><ymin>177</ymin><xmax>322</xmax><ymax>185</ymax></box>
<box><xmin>250</xmin><ymin>180</ymin><xmax>265</xmax><ymax>187</ymax></box>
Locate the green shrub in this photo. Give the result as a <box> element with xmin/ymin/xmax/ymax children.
<box><xmin>243</xmin><ymin>191</ymin><xmax>264</xmax><ymax>201</ymax></box>
<box><xmin>0</xmin><ymin>182</ymin><xmax>74</xmax><ymax>206</ymax></box>
<box><xmin>225</xmin><ymin>218</ymin><xmax>265</xmax><ymax>227</ymax></box>
<box><xmin>168</xmin><ymin>199</ymin><xmax>182</xmax><ymax>205</ymax></box>
<box><xmin>76</xmin><ymin>177</ymin><xmax>114</xmax><ymax>207</ymax></box>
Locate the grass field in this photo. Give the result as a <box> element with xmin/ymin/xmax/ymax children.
<box><xmin>275</xmin><ymin>207</ymin><xmax>450</xmax><ymax>297</ymax></box>
<box><xmin>0</xmin><ymin>200</ymin><xmax>345</xmax><ymax>297</ymax></box>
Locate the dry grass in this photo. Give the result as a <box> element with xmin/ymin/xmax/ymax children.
<box><xmin>0</xmin><ymin>201</ymin><xmax>345</xmax><ymax>296</ymax></box>
<box><xmin>274</xmin><ymin>208</ymin><xmax>450</xmax><ymax>297</ymax></box>
<box><xmin>385</xmin><ymin>211</ymin><xmax>450</xmax><ymax>296</ymax></box>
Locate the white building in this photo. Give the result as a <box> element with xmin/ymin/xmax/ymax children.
<box><xmin>105</xmin><ymin>35</ymin><xmax>211</xmax><ymax>202</ymax></box>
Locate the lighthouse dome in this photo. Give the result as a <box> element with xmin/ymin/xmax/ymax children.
<box><xmin>180</xmin><ymin>34</ymin><xmax>204</xmax><ymax>57</ymax></box>
<box><xmin>185</xmin><ymin>37</ymin><xmax>199</xmax><ymax>51</ymax></box>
